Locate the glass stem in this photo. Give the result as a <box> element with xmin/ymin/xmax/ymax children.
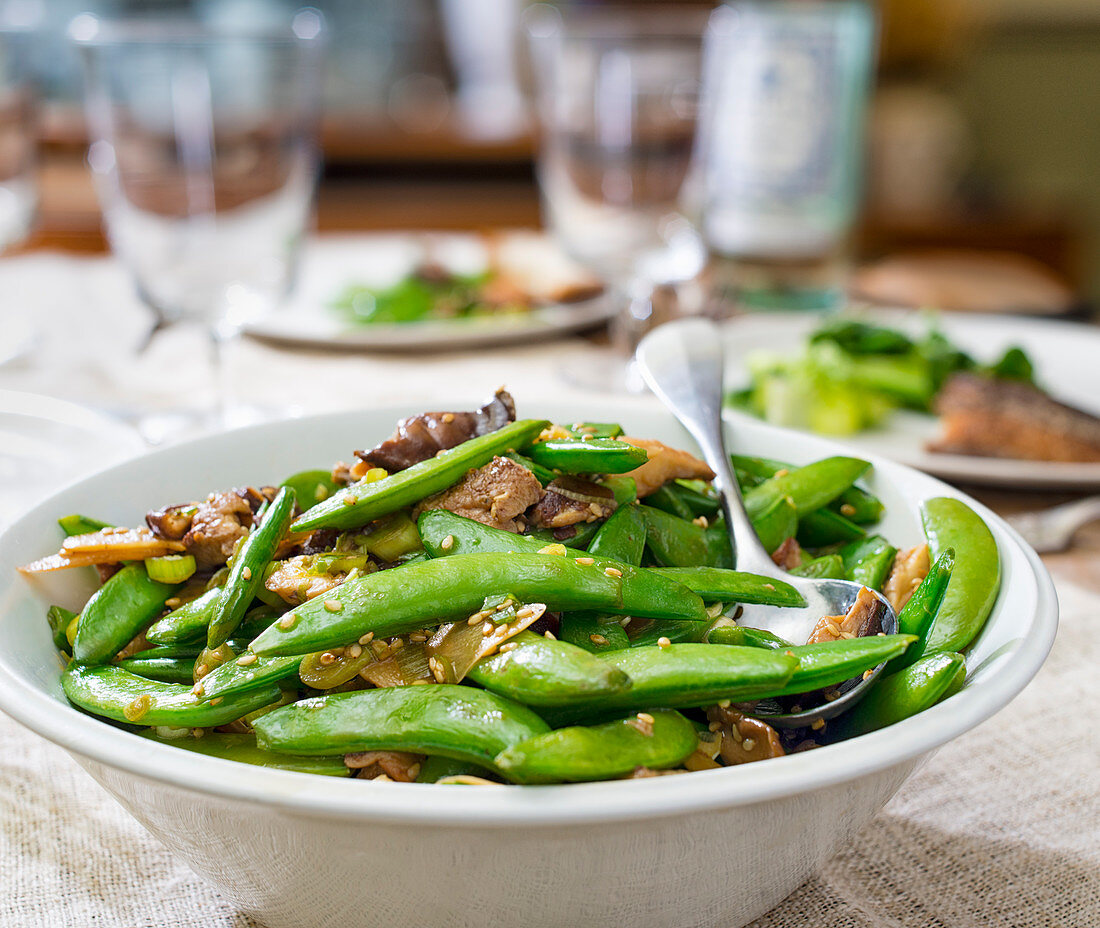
<box><xmin>208</xmin><ymin>322</ymin><xmax>233</xmax><ymax>429</ymax></box>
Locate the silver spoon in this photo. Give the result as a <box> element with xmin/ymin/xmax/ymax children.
<box><xmin>635</xmin><ymin>318</ymin><xmax>898</xmax><ymax>728</ymax></box>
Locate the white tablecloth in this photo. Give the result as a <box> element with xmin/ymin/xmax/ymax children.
<box><xmin>0</xmin><ymin>246</ymin><xmax>1097</xmax><ymax>927</ymax></box>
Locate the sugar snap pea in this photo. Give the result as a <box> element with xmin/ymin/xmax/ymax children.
<box><xmin>840</xmin><ymin>535</ymin><xmax>897</xmax><ymax>592</ymax></box>
<box><xmin>495</xmin><ymin>709</ymin><xmax>697</xmax><ymax>784</ymax></box>
<box><xmin>58</xmin><ymin>513</ymin><xmax>112</xmax><ymax>536</ymax></box>
<box><xmin>466</xmin><ymin>631</ymin><xmax>633</xmax><ymax>707</ymax></box>
<box><xmin>731</xmin><ymin>455</ymin><xmax>883</xmax><ymax>524</ymax></box>
<box><xmin>73</xmin><ymin>563</ymin><xmax>177</xmax><ymax>665</ymax></box>
<box><xmin>208</xmin><ymin>486</ymin><xmax>297</xmax><ymax>649</ymax></box>
<box><xmin>503</xmin><ymin>451</ymin><xmax>555</xmax><ymax>485</ymax></box>
<box><xmin>645</xmin><ymin>484</ymin><xmax>694</xmax><ymax>521</ymax></box>
<box><xmin>562</xmin><ymin>422</ymin><xmax>623</xmax><ymax>439</ymax></box>
<box><xmin>146</xmin><ymin>587</ymin><xmax>221</xmax><ymax>645</ymax></box>
<box><xmin>196</xmin><ymin>652</ymin><xmax>301</xmax><ymax>700</ymax></box>
<box><xmin>703</xmin><ymin>518</ymin><xmax>734</xmax><ymax>568</ymax></box>
<box><xmin>789</xmin><ymin>554</ymin><xmax>845</xmax><ymax>580</ymax></box>
<box><xmin>885</xmin><ymin>547</ymin><xmax>954</xmax><ymax>674</ymax></box>
<box><xmin>832</xmin><ymin>651</ymin><xmax>965</xmax><ymax>739</ymax></box>
<box><xmin>251</xmin><ymin>552</ymin><xmax>708</xmax><ymax>658</ymax></box>
<box><xmin>253</xmin><ymin>685</ymin><xmax>550</xmax><ymax>770</ymax></box>
<box><xmin>586</xmin><ymin>504</ymin><xmax>646</xmax><ymax>565</ymax></box>
<box><xmin>647</xmin><ymin>567</ymin><xmax>805</xmax><ymax>607</ymax></box>
<box><xmin>750</xmin><ymin>495</ymin><xmax>799</xmax><ymax>554</ymax></box>
<box><xmin>599</xmin><ymin>475</ymin><xmax>638</xmax><ymax>506</ymax></box>
<box><xmin>796</xmin><ymin>508</ymin><xmax>865</xmax><ymax>548</ymax></box>
<box><xmin>47</xmin><ymin>605</ymin><xmax>76</xmax><ymax>654</ymax></box>
<box><xmin>623</xmin><ymin>618</ymin><xmax>706</xmax><ymax>649</ymax></box>
<box><xmin>567</xmin><ymin>644</ymin><xmax>800</xmax><ymax>715</ymax></box>
<box><xmin>137</xmin><ymin>731</ymin><xmax>349</xmax><ymax>776</ymax></box>
<box><xmin>559</xmin><ymin>613</ymin><xmax>631</xmax><ymax>653</ymax></box>
<box><xmin>921</xmin><ymin>498</ymin><xmax>1000</xmax><ymax>654</ymax></box>
<box><xmin>118</xmin><ymin>655</ymin><xmax>197</xmax><ymax>685</ymax></box>
<box><xmin>668</xmin><ymin>480</ymin><xmax>722</xmax><ymax>518</ymax></box>
<box><xmin>294</xmin><ymin>418</ymin><xmax>549</xmax><ymax>532</ymax></box>
<box><xmin>416</xmin><ymin>756</ymin><xmax>493</xmax><ymax>783</ymax></box>
<box><xmin>417</xmin><ymin>509</ymin><xmax>588</xmax><ymax>557</ymax></box>
<box><xmin>766</xmin><ymin>634</ymin><xmax>916</xmax><ymax>698</ymax></box>
<box><xmin>742</xmin><ymin>456</ymin><xmax>871</xmax><ymax>520</ymax></box>
<box><xmin>641</xmin><ymin>505</ymin><xmax>709</xmax><ymax>568</ymax></box>
<box><xmin>706</xmin><ymin>624</ymin><xmax>791</xmax><ymax>650</ymax></box>
<box><xmin>62</xmin><ymin>663</ymin><xmax>282</xmax><ymax>728</ymax></box>
<box><xmin>280</xmin><ymin>469</ymin><xmax>340</xmax><ymax>507</ymax></box>
<box><xmin>522</xmin><ymin>437</ymin><xmax>647</xmax><ymax>475</ymax></box>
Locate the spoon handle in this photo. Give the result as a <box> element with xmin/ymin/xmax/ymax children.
<box><xmin>636</xmin><ymin>319</ymin><xmax>778</xmax><ymax>578</ymax></box>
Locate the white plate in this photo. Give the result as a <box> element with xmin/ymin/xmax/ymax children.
<box><xmin>0</xmin><ymin>391</ymin><xmax>146</xmax><ymax>526</ymax></box>
<box><xmin>244</xmin><ymin>233</ymin><xmax>615</xmax><ymax>352</ymax></box>
<box><xmin>721</xmin><ymin>310</ymin><xmax>1100</xmax><ymax>489</ymax></box>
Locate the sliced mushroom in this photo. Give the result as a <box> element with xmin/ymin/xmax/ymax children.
<box><xmin>706</xmin><ymin>705</ymin><xmax>786</xmax><ymax>766</ymax></box>
<box><xmin>884</xmin><ymin>544</ymin><xmax>931</xmax><ymax>613</ymax></box>
<box><xmin>806</xmin><ymin>585</ymin><xmax>885</xmax><ymax>645</ymax></box>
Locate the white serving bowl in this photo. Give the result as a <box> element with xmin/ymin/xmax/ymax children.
<box><xmin>0</xmin><ymin>401</ymin><xmax>1057</xmax><ymax>928</ymax></box>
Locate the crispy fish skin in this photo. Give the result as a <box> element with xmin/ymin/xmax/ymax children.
<box><xmin>929</xmin><ymin>373</ymin><xmax>1100</xmax><ymax>463</ymax></box>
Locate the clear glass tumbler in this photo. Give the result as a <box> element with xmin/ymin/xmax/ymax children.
<box><xmin>526</xmin><ymin>4</ymin><xmax>707</xmax><ymax>392</ymax></box>
<box><xmin>0</xmin><ymin>15</ymin><xmax>37</xmax><ymax>252</ymax></box>
<box><xmin>71</xmin><ymin>10</ymin><xmax>325</xmax><ymax>435</ymax></box>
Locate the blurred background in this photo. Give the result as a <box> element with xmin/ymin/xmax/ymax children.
<box><xmin>9</xmin><ymin>0</ymin><xmax>1099</xmax><ymax>312</ymax></box>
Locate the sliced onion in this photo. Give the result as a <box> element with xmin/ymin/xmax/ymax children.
<box><xmin>427</xmin><ymin>603</ymin><xmax>546</xmax><ymax>683</ymax></box>
<box><xmin>545</xmin><ymin>476</ymin><xmax>615</xmax><ymax>507</ymax></box>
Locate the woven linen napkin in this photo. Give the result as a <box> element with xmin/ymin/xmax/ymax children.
<box><xmin>2</xmin><ymin>576</ymin><xmax>1096</xmax><ymax>928</ymax></box>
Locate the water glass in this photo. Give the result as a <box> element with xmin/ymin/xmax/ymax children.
<box><xmin>526</xmin><ymin>4</ymin><xmax>706</xmax><ymax>389</ymax></box>
<box><xmin>72</xmin><ymin>10</ymin><xmax>325</xmax><ymax>432</ymax></box>
<box><xmin>696</xmin><ymin>1</ymin><xmax>876</xmax><ymax>313</ymax></box>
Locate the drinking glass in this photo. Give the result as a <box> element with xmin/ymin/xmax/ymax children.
<box><xmin>0</xmin><ymin>14</ymin><xmax>37</xmax><ymax>252</ymax></box>
<box><xmin>695</xmin><ymin>1</ymin><xmax>876</xmax><ymax>313</ymax></box>
<box><xmin>71</xmin><ymin>10</ymin><xmax>325</xmax><ymax>436</ymax></box>
<box><xmin>525</xmin><ymin>4</ymin><xmax>706</xmax><ymax>392</ymax></box>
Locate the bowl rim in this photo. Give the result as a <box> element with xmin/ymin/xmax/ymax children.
<box><xmin>0</xmin><ymin>402</ymin><xmax>1058</xmax><ymax>827</ymax></box>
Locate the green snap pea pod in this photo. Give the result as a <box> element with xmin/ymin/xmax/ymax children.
<box><xmin>706</xmin><ymin>624</ymin><xmax>792</xmax><ymax>649</ymax></box>
<box><xmin>731</xmin><ymin>455</ymin><xmax>883</xmax><ymax>524</ymax></box>
<box><xmin>522</xmin><ymin>437</ymin><xmax>647</xmax><ymax>475</ymax></box>
<box><xmin>503</xmin><ymin>451</ymin><xmax>556</xmax><ymax>486</ymax></box>
<box><xmin>118</xmin><ymin>656</ymin><xmax>197</xmax><ymax>685</ymax></box>
<box><xmin>742</xmin><ymin>456</ymin><xmax>872</xmax><ymax>520</ymax></box>
<box><xmin>703</xmin><ymin>518</ymin><xmax>734</xmax><ymax>568</ymax></box>
<box><xmin>650</xmin><ymin>567</ymin><xmax>805</xmax><ymax>607</ymax></box>
<box><xmin>641</xmin><ymin>505</ymin><xmax>708</xmax><ymax>568</ymax></box>
<box><xmin>669</xmin><ymin>481</ymin><xmax>722</xmax><ymax>517</ymax></box>
<box><xmin>47</xmin><ymin>605</ymin><xmax>76</xmax><ymax>654</ymax></box>
<box><xmin>294</xmin><ymin>419</ymin><xmax>549</xmax><ymax>532</ymax></box>
<box><xmin>524</xmin><ymin>520</ymin><xmax>601</xmax><ymax>550</ymax></box>
<box><xmin>840</xmin><ymin>535</ymin><xmax>897</xmax><ymax>592</ymax></box>
<box><xmin>251</xmin><ymin>552</ymin><xmax>708</xmax><ymax>657</ymax></box>
<box><xmin>62</xmin><ymin>663</ymin><xmax>282</xmax><ymax>728</ymax></box>
<box><xmin>767</xmin><ymin>635</ymin><xmax>916</xmax><ymax>698</ymax></box>
<box><xmin>495</xmin><ymin>709</ymin><xmax>697</xmax><ymax>784</ymax></box>
<box><xmin>562</xmin><ymin>422</ymin><xmax>623</xmax><ymax>439</ymax></box>
<box><xmin>751</xmin><ymin>495</ymin><xmax>798</xmax><ymax>554</ymax></box>
<box><xmin>208</xmin><ymin>487</ymin><xmax>297</xmax><ymax>649</ymax></box>
<box><xmin>624</xmin><ymin>619</ymin><xmax>705</xmax><ymax>649</ymax></box>
<box><xmin>253</xmin><ymin>684</ymin><xmax>550</xmax><ymax>770</ymax></box>
<box><xmin>146</xmin><ymin>587</ymin><xmax>221</xmax><ymax>645</ymax></box>
<box><xmin>280</xmin><ymin>469</ymin><xmax>340</xmax><ymax>507</ymax></box>
<box><xmin>571</xmin><ymin>645</ymin><xmax>800</xmax><ymax>714</ymax></box>
<box><xmin>416</xmin><ymin>756</ymin><xmax>494</xmax><ymax>783</ymax></box>
<box><xmin>466</xmin><ymin>631</ymin><xmax>632</xmax><ymax>707</ymax></box>
<box><xmin>58</xmin><ymin>513</ymin><xmax>113</xmax><ymax>536</ymax></box>
<box><xmin>196</xmin><ymin>653</ymin><xmax>301</xmax><ymax>700</ymax></box>
<box><xmin>559</xmin><ymin>613</ymin><xmax>631</xmax><ymax>653</ymax></box>
<box><xmin>832</xmin><ymin>651</ymin><xmax>966</xmax><ymax>739</ymax></box>
<box><xmin>886</xmin><ymin>547</ymin><xmax>955</xmax><ymax>674</ymax></box>
<box><xmin>417</xmin><ymin>509</ymin><xmax>589</xmax><ymax>557</ymax></box>
<box><xmin>645</xmin><ymin>484</ymin><xmax>694</xmax><ymax>521</ymax></box>
<box><xmin>73</xmin><ymin>564</ymin><xmax>177</xmax><ymax>665</ymax></box>
<box><xmin>921</xmin><ymin>498</ymin><xmax>1000</xmax><ymax>654</ymax></box>
<box><xmin>789</xmin><ymin>554</ymin><xmax>845</xmax><ymax>580</ymax></box>
<box><xmin>586</xmin><ymin>504</ymin><xmax>646</xmax><ymax>565</ymax></box>
<box><xmin>137</xmin><ymin>731</ymin><xmax>350</xmax><ymax>776</ymax></box>
<box><xmin>796</xmin><ymin>508</ymin><xmax>865</xmax><ymax>548</ymax></box>
<box><xmin>600</xmin><ymin>475</ymin><xmax>638</xmax><ymax>506</ymax></box>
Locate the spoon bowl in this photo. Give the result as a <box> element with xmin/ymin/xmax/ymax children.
<box><xmin>636</xmin><ymin>318</ymin><xmax>898</xmax><ymax>727</ymax></box>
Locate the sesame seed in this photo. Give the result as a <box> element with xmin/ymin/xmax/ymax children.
<box><xmin>242</xmin><ymin>567</ymin><xmax>252</xmax><ymax>581</ymax></box>
<box><xmin>692</xmin><ymin>516</ymin><xmax>708</xmax><ymax>528</ymax></box>
<box><xmin>763</xmin><ymin>583</ymin><xmax>775</xmax><ymax>591</ymax></box>
<box><xmin>718</xmin><ymin>699</ymin><xmax>731</xmax><ymax>709</ymax></box>
<box><xmin>359</xmin><ymin>632</ymin><xmax>375</xmax><ymax>645</ymax></box>
<box><xmin>194</xmin><ymin>663</ymin><xmax>209</xmax><ymax>678</ymax></box>
<box><xmin>811</xmin><ymin>718</ymin><xmax>825</xmax><ymax>731</ymax></box>
<box><xmin>538</xmin><ymin>543</ymin><xmax>567</xmax><ymax>556</ymax></box>
<box><xmin>442</xmin><ymin>412</ymin><xmax>454</xmax><ymax>424</ymax></box>
<box><xmin>742</xmin><ymin>738</ymin><xmax>756</xmax><ymax>751</ymax></box>
<box><xmin>236</xmin><ymin>653</ymin><xmax>257</xmax><ymax>666</ymax></box>
<box><xmin>775</xmin><ymin>469</ymin><xmax>789</xmax><ymax>478</ymax></box>
<box><xmin>657</xmin><ymin>636</ymin><xmax>672</xmax><ymax>649</ymax></box>
<box><xmin>619</xmin><ymin>616</ymin><xmax>631</xmax><ymax>627</ymax></box>
<box><xmin>165</xmin><ymin>597</ymin><xmax>181</xmax><ymax>609</ymax></box>
<box><xmin>244</xmin><ymin>671</ymin><xmax>255</xmax><ymax>681</ymax></box>
<box><xmin>123</xmin><ymin>694</ymin><xmax>152</xmax><ymax>722</ymax></box>
<box><xmin>840</xmin><ymin>503</ymin><xmax>857</xmax><ymax>517</ymax></box>
<box><xmin>863</xmin><ymin>669</ymin><xmax>874</xmax><ymax>680</ymax></box>
<box><xmin>708</xmin><ymin>721</ymin><xmax>722</xmax><ymax>732</ymax></box>
<box><xmin>409</xmin><ymin>632</ymin><xmax>427</xmax><ymax>643</ymax></box>
<box><xmin>209</xmin><ymin>697</ymin><xmax>223</xmax><ymax>706</ymax></box>
<box><xmin>543</xmin><ymin>631</ymin><xmax>556</xmax><ymax>640</ymax></box>
<box><xmin>319</xmin><ymin>652</ymin><xmax>336</xmax><ymax>665</ymax></box>
<box><xmin>441</xmin><ymin>534</ymin><xmax>455</xmax><ymax>551</ymax></box>
<box><xmin>192</xmin><ymin>728</ymin><xmax>205</xmax><ymax>739</ymax></box>
<box><xmin>347</xmin><ymin>644</ymin><xmax>363</xmax><ymax>659</ymax></box>
<box><xmin>482</xmin><ymin>623</ymin><xmax>494</xmax><ymax>637</ymax></box>
<box><xmin>499</xmin><ymin>642</ymin><xmax>517</xmax><ymax>652</ymax></box>
<box><xmin>277</xmin><ymin>613</ymin><xmax>297</xmax><ymax>630</ymax></box>
<box><xmin>324</xmin><ymin>599</ymin><xmax>343</xmax><ymax>613</ymax></box>
<box><xmin>589</xmin><ymin>633</ymin><xmax>609</xmax><ymax>646</ymax></box>
<box><xmin>604</xmin><ymin>567</ymin><xmax>622</xmax><ymax>578</ymax></box>
<box><xmin>342</xmin><ymin>496</ymin><xmax>356</xmax><ymax>507</ymax></box>
<box><xmin>637</xmin><ymin>712</ymin><xmax>655</xmax><ymax>724</ymax></box>
<box><xmin>575</xmin><ymin>557</ymin><xmax>595</xmax><ymax>566</ymax></box>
